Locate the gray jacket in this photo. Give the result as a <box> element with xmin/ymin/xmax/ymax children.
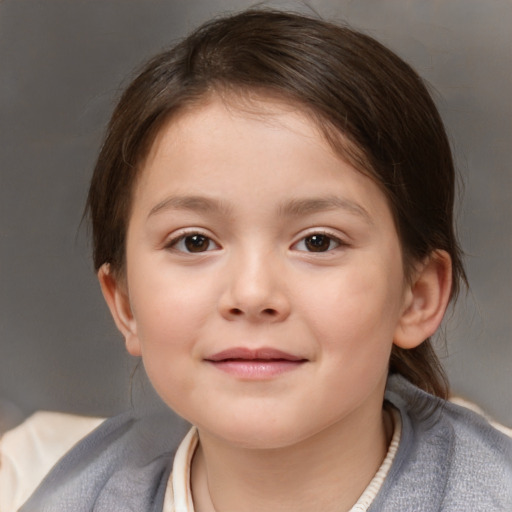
<box><xmin>20</xmin><ymin>376</ymin><xmax>512</xmax><ymax>511</ymax></box>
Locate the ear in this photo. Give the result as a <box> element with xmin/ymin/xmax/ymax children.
<box><xmin>97</xmin><ymin>264</ymin><xmax>142</xmax><ymax>357</ymax></box>
<box><xmin>394</xmin><ymin>250</ymin><xmax>452</xmax><ymax>349</ymax></box>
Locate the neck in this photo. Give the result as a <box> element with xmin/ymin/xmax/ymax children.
<box><xmin>191</xmin><ymin>400</ymin><xmax>393</xmax><ymax>512</ymax></box>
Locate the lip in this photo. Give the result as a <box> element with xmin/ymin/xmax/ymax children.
<box><xmin>207</xmin><ymin>347</ymin><xmax>305</xmax><ymax>362</ymax></box>
<box><xmin>205</xmin><ymin>347</ymin><xmax>307</xmax><ymax>379</ymax></box>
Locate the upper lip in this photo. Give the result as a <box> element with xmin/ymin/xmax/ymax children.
<box><xmin>206</xmin><ymin>347</ymin><xmax>306</xmax><ymax>362</ymax></box>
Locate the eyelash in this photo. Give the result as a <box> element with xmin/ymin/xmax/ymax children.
<box><xmin>164</xmin><ymin>230</ymin><xmax>347</xmax><ymax>255</ymax></box>
<box><xmin>165</xmin><ymin>231</ymin><xmax>220</xmax><ymax>254</ymax></box>
<box><xmin>292</xmin><ymin>231</ymin><xmax>346</xmax><ymax>253</ymax></box>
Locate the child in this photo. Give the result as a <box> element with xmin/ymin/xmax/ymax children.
<box><xmin>12</xmin><ymin>8</ymin><xmax>512</xmax><ymax>511</ymax></box>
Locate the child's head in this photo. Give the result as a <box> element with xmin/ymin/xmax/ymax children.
<box><xmin>87</xmin><ymin>10</ymin><xmax>465</xmax><ymax>400</ymax></box>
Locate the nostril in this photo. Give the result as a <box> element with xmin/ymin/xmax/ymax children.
<box><xmin>225</xmin><ymin>307</ymin><xmax>283</xmax><ymax>318</ymax></box>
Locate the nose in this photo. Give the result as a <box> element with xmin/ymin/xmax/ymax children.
<box><xmin>218</xmin><ymin>249</ymin><xmax>291</xmax><ymax>323</ymax></box>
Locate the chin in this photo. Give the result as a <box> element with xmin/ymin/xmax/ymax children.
<box><xmin>197</xmin><ymin>415</ymin><xmax>318</xmax><ymax>450</ymax></box>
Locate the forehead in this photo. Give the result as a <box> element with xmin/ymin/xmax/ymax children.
<box><xmin>151</xmin><ymin>93</ymin><xmax>321</xmax><ymax>148</ymax></box>
<box><xmin>139</xmin><ymin>96</ymin><xmax>347</xmax><ymax>193</ymax></box>
<box><xmin>143</xmin><ymin>89</ymin><xmax>369</xmax><ymax>171</ymax></box>
<box><xmin>131</xmin><ymin>95</ymin><xmax>393</xmax><ymax>228</ymax></box>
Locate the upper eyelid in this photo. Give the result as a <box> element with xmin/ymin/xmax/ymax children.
<box><xmin>166</xmin><ymin>227</ymin><xmax>215</xmax><ymax>239</ymax></box>
<box><xmin>292</xmin><ymin>228</ymin><xmax>347</xmax><ymax>244</ymax></box>
<box><xmin>164</xmin><ymin>228</ymin><xmax>220</xmax><ymax>247</ymax></box>
<box><xmin>162</xmin><ymin>227</ymin><xmax>348</xmax><ymax>247</ymax></box>
<box><xmin>165</xmin><ymin>234</ymin><xmax>221</xmax><ymax>256</ymax></box>
<box><xmin>289</xmin><ymin>230</ymin><xmax>350</xmax><ymax>254</ymax></box>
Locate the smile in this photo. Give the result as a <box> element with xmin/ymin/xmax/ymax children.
<box><xmin>205</xmin><ymin>347</ymin><xmax>308</xmax><ymax>379</ymax></box>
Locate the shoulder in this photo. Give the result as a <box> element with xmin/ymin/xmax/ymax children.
<box><xmin>386</xmin><ymin>374</ymin><xmax>512</xmax><ymax>450</ymax></box>
<box><xmin>16</xmin><ymin>407</ymin><xmax>188</xmax><ymax>511</ymax></box>
<box><xmin>0</xmin><ymin>411</ymin><xmax>104</xmax><ymax>512</ymax></box>
<box><xmin>437</xmin><ymin>396</ymin><xmax>512</xmax><ymax>509</ymax></box>
<box><xmin>448</xmin><ymin>395</ymin><xmax>512</xmax><ymax>437</ymax></box>
<box><xmin>377</xmin><ymin>376</ymin><xmax>512</xmax><ymax>511</ymax></box>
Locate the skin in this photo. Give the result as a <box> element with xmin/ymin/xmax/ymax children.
<box><xmin>99</xmin><ymin>95</ymin><xmax>452</xmax><ymax>512</ymax></box>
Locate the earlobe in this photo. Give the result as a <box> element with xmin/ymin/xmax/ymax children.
<box><xmin>97</xmin><ymin>264</ymin><xmax>142</xmax><ymax>356</ymax></box>
<box><xmin>394</xmin><ymin>250</ymin><xmax>452</xmax><ymax>350</ymax></box>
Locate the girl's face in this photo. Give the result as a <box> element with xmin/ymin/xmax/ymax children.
<box><xmin>112</xmin><ymin>97</ymin><xmax>413</xmax><ymax>449</ymax></box>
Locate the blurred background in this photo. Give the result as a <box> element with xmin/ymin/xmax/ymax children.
<box><xmin>0</xmin><ymin>0</ymin><xmax>510</xmax><ymax>431</ymax></box>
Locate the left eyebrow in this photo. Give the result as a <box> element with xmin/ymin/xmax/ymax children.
<box><xmin>278</xmin><ymin>196</ymin><xmax>373</xmax><ymax>225</ymax></box>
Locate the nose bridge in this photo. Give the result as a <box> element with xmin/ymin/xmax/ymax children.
<box><xmin>220</xmin><ymin>242</ymin><xmax>289</xmax><ymax>321</ymax></box>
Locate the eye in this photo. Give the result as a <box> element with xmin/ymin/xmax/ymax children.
<box><xmin>293</xmin><ymin>233</ymin><xmax>342</xmax><ymax>253</ymax></box>
<box><xmin>168</xmin><ymin>233</ymin><xmax>220</xmax><ymax>253</ymax></box>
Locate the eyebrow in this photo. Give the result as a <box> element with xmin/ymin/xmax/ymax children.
<box><xmin>148</xmin><ymin>194</ymin><xmax>372</xmax><ymax>224</ymax></box>
<box><xmin>278</xmin><ymin>196</ymin><xmax>373</xmax><ymax>224</ymax></box>
<box><xmin>148</xmin><ymin>195</ymin><xmax>233</xmax><ymax>218</ymax></box>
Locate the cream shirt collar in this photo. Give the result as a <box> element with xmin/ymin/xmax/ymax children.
<box><xmin>163</xmin><ymin>408</ymin><xmax>402</xmax><ymax>512</ymax></box>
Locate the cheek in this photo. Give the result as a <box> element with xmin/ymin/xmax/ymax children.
<box><xmin>128</xmin><ymin>273</ymin><xmax>211</xmax><ymax>413</ymax></box>
<box><xmin>129</xmin><ymin>261</ymin><xmax>218</xmax><ymax>343</ymax></box>
<box><xmin>301</xmin><ymin>259</ymin><xmax>404</xmax><ymax>356</ymax></box>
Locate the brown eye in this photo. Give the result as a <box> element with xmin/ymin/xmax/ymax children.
<box><xmin>184</xmin><ymin>234</ymin><xmax>211</xmax><ymax>252</ymax></box>
<box><xmin>168</xmin><ymin>233</ymin><xmax>219</xmax><ymax>253</ymax></box>
<box><xmin>304</xmin><ymin>234</ymin><xmax>331</xmax><ymax>252</ymax></box>
<box><xmin>293</xmin><ymin>233</ymin><xmax>342</xmax><ymax>253</ymax></box>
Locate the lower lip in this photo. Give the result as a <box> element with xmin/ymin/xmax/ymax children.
<box><xmin>207</xmin><ymin>359</ymin><xmax>305</xmax><ymax>379</ymax></box>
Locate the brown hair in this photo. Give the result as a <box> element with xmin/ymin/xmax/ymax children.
<box><xmin>87</xmin><ymin>9</ymin><xmax>466</xmax><ymax>398</ymax></box>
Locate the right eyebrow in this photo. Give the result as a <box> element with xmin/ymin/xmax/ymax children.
<box><xmin>147</xmin><ymin>195</ymin><xmax>233</xmax><ymax>218</ymax></box>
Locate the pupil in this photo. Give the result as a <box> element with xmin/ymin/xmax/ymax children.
<box><xmin>185</xmin><ymin>235</ymin><xmax>209</xmax><ymax>252</ymax></box>
<box><xmin>305</xmin><ymin>234</ymin><xmax>330</xmax><ymax>252</ymax></box>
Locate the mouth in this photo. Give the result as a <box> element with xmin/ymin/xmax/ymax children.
<box><xmin>205</xmin><ymin>347</ymin><xmax>308</xmax><ymax>379</ymax></box>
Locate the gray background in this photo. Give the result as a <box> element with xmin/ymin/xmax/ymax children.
<box><xmin>0</xmin><ymin>0</ymin><xmax>510</xmax><ymax>430</ymax></box>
